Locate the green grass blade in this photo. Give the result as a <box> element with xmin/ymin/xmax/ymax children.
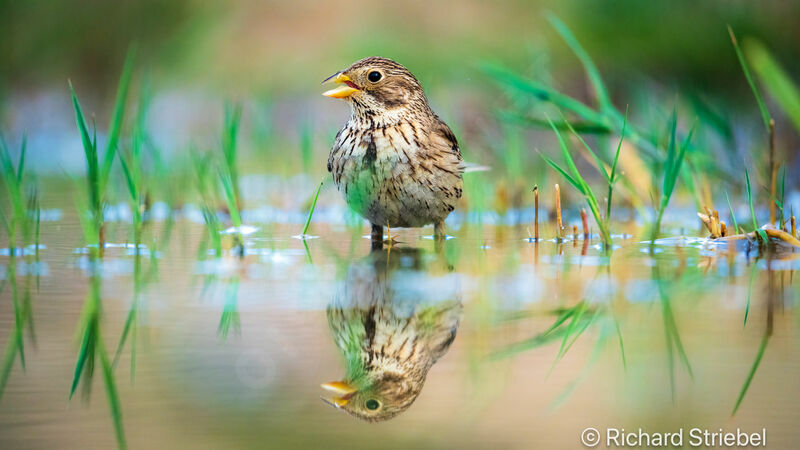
<box><xmin>101</xmin><ymin>46</ymin><xmax>137</xmax><ymax>190</ymax></box>
<box><xmin>562</xmin><ymin>114</ymin><xmax>610</xmax><ymax>182</ymax></box>
<box><xmin>69</xmin><ymin>81</ymin><xmax>100</xmax><ymax>213</ymax></box>
<box><xmin>548</xmin><ymin>117</ymin><xmax>584</xmax><ymax>183</ymax></box>
<box><xmin>609</xmin><ymin>108</ymin><xmax>627</xmax><ymax>184</ymax></box>
<box><xmin>481</xmin><ymin>63</ymin><xmax>608</xmax><ymax>125</ymax></box>
<box><xmin>542</xmin><ymin>155</ymin><xmax>581</xmax><ymax>193</ymax></box>
<box><xmin>732</xmin><ymin>332</ymin><xmax>769</xmax><ymax>416</ymax></box>
<box><xmin>118</xmin><ymin>154</ymin><xmax>137</xmax><ymax>202</ymax></box>
<box><xmin>219</xmin><ymin>170</ymin><xmax>242</xmax><ymax>228</ymax></box>
<box><xmin>606</xmin><ymin>108</ymin><xmax>628</xmax><ymax>220</ymax></box>
<box><xmin>0</xmin><ymin>206</ymin><xmax>8</xmax><ymax>240</ymax></box>
<box><xmin>745</xmin><ymin>39</ymin><xmax>800</xmax><ymax>132</ymax></box>
<box><xmin>68</xmin><ymin>81</ymin><xmax>96</xmax><ymax>171</ymax></box>
<box><xmin>497</xmin><ymin>112</ymin><xmax>611</xmax><ymax>134</ymax></box>
<box><xmin>546</xmin><ymin>117</ymin><xmax>611</xmax><ymax>244</ymax></box>
<box><xmin>725</xmin><ymin>191</ymin><xmax>740</xmax><ymax>234</ymax></box>
<box><xmin>547</xmin><ymin>13</ymin><xmax>615</xmax><ymax>115</ymax></box>
<box><xmin>744</xmin><ymin>170</ymin><xmax>763</xmax><ymax>242</ymax></box>
<box><xmin>301</xmin><ymin>182</ymin><xmax>323</xmax><ymax>236</ymax></box>
<box><xmin>728</xmin><ymin>26</ymin><xmax>770</xmax><ymax>131</ymax></box>
<box><xmin>300</xmin><ymin>120</ymin><xmax>314</xmax><ymax>173</ymax></box>
<box><xmin>15</xmin><ymin>135</ymin><xmax>26</xmax><ymax>184</ymax></box>
<box><xmin>223</xmin><ymin>103</ymin><xmax>242</xmax><ymax>168</ymax></box>
<box><xmin>661</xmin><ymin>112</ymin><xmax>678</xmax><ymax>202</ymax></box>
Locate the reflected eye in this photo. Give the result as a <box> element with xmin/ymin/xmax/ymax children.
<box><xmin>365</xmin><ymin>399</ymin><xmax>380</xmax><ymax>410</ymax></box>
<box><xmin>368</xmin><ymin>71</ymin><xmax>382</xmax><ymax>82</ymax></box>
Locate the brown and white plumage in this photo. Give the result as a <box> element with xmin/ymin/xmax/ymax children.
<box><xmin>322</xmin><ymin>248</ymin><xmax>462</xmax><ymax>422</ymax></box>
<box><xmin>324</xmin><ymin>57</ymin><xmax>464</xmax><ymax>237</ymax></box>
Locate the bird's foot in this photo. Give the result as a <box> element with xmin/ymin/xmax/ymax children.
<box><xmin>434</xmin><ymin>220</ymin><xmax>447</xmax><ymax>241</ymax></box>
<box><xmin>385</xmin><ymin>226</ymin><xmax>398</xmax><ymax>246</ymax></box>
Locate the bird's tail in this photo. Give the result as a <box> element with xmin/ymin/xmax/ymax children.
<box><xmin>460</xmin><ymin>161</ymin><xmax>491</xmax><ymax>173</ymax></box>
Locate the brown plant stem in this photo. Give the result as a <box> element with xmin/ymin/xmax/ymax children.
<box><xmin>580</xmin><ymin>208</ymin><xmax>589</xmax><ymax>239</ymax></box>
<box><xmin>533</xmin><ymin>185</ymin><xmax>539</xmax><ymax>241</ymax></box>
<box><xmin>769</xmin><ymin>119</ymin><xmax>776</xmax><ymax>226</ymax></box>
<box><xmin>555</xmin><ymin>183</ymin><xmax>562</xmax><ymax>239</ymax></box>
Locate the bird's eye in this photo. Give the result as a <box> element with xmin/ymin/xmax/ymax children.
<box><xmin>368</xmin><ymin>71</ymin><xmax>382</xmax><ymax>82</ymax></box>
<box><xmin>365</xmin><ymin>399</ymin><xmax>380</xmax><ymax>410</ymax></box>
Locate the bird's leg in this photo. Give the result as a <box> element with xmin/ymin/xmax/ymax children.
<box><xmin>434</xmin><ymin>220</ymin><xmax>447</xmax><ymax>240</ymax></box>
<box><xmin>371</xmin><ymin>223</ymin><xmax>384</xmax><ymax>247</ymax></box>
<box><xmin>386</xmin><ymin>224</ymin><xmax>394</xmax><ymax>244</ymax></box>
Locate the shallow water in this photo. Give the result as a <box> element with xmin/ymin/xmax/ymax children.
<box><xmin>1</xmin><ymin>203</ymin><xmax>799</xmax><ymax>449</ymax></box>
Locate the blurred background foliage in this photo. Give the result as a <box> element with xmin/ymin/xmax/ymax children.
<box><xmin>2</xmin><ymin>0</ymin><xmax>798</xmax><ymax>98</ymax></box>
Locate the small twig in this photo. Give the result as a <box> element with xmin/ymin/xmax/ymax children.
<box><xmin>572</xmin><ymin>225</ymin><xmax>578</xmax><ymax>240</ymax></box>
<box><xmin>580</xmin><ymin>208</ymin><xmax>589</xmax><ymax>239</ymax></box>
<box><xmin>792</xmin><ymin>215</ymin><xmax>796</xmax><ymax>238</ymax></box>
<box><xmin>720</xmin><ymin>221</ymin><xmax>728</xmax><ymax>237</ymax></box>
<box><xmin>769</xmin><ymin>119</ymin><xmax>776</xmax><ymax>226</ymax></box>
<box><xmin>555</xmin><ymin>184</ymin><xmax>563</xmax><ymax>239</ymax></box>
<box><xmin>718</xmin><ymin>227</ymin><xmax>800</xmax><ymax>247</ymax></box>
<box><xmin>533</xmin><ymin>185</ymin><xmax>539</xmax><ymax>241</ymax></box>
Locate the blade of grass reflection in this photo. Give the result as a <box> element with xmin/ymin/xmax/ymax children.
<box><xmin>0</xmin><ymin>258</ymin><xmax>32</xmax><ymax>400</ymax></box>
<box><xmin>549</xmin><ymin>325</ymin><xmax>609</xmax><ymax>412</ymax></box>
<box><xmin>612</xmin><ymin>314</ymin><xmax>627</xmax><ymax>370</ymax></box>
<box><xmin>654</xmin><ymin>265</ymin><xmax>693</xmax><ymax>402</ymax></box>
<box><xmin>219</xmin><ymin>277</ymin><xmax>241</xmax><ymax>338</ymax></box>
<box><xmin>8</xmin><ymin>256</ymin><xmax>26</xmax><ymax>370</ymax></box>
<box><xmin>22</xmin><ymin>271</ymin><xmax>35</xmax><ymax>346</ymax></box>
<box><xmin>744</xmin><ymin>262</ymin><xmax>758</xmax><ymax>326</ymax></box>
<box><xmin>491</xmin><ymin>304</ymin><xmax>595</xmax><ymax>360</ymax></box>
<box><xmin>549</xmin><ymin>301</ymin><xmax>591</xmax><ymax>374</ymax></box>
<box><xmin>549</xmin><ymin>309</ymin><xmax>596</xmax><ymax>376</ymax></box>
<box><xmin>303</xmin><ymin>239</ymin><xmax>314</xmax><ymax>265</ymax></box>
<box><xmin>100</xmin><ymin>345</ymin><xmax>126</xmax><ymax>449</ymax></box>
<box><xmin>732</xmin><ymin>332</ymin><xmax>769</xmax><ymax>416</ymax></box>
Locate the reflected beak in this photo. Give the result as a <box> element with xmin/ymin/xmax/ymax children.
<box><xmin>322</xmin><ymin>73</ymin><xmax>359</xmax><ymax>99</ymax></box>
<box><xmin>320</xmin><ymin>380</ymin><xmax>357</xmax><ymax>408</ymax></box>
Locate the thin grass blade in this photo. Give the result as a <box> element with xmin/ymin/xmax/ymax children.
<box><xmin>302</xmin><ymin>182</ymin><xmax>323</xmax><ymax>236</ymax></box>
<box><xmin>728</xmin><ymin>26</ymin><xmax>771</xmax><ymax>131</ymax></box>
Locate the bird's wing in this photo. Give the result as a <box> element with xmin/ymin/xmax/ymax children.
<box><xmin>427</xmin><ymin>117</ymin><xmax>491</xmax><ymax>175</ymax></box>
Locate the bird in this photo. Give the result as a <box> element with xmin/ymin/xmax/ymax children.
<box><xmin>323</xmin><ymin>56</ymin><xmax>464</xmax><ymax>242</ymax></box>
<box><xmin>321</xmin><ymin>247</ymin><xmax>462</xmax><ymax>422</ymax></box>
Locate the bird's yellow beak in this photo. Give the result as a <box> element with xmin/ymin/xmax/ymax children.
<box><xmin>322</xmin><ymin>73</ymin><xmax>359</xmax><ymax>99</ymax></box>
<box><xmin>320</xmin><ymin>380</ymin><xmax>357</xmax><ymax>408</ymax></box>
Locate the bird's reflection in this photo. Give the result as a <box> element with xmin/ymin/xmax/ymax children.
<box><xmin>321</xmin><ymin>247</ymin><xmax>462</xmax><ymax>422</ymax></box>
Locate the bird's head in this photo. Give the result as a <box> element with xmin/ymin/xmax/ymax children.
<box><xmin>322</xmin><ymin>57</ymin><xmax>430</xmax><ymax>122</ymax></box>
<box><xmin>320</xmin><ymin>370</ymin><xmax>422</xmax><ymax>422</ymax></box>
